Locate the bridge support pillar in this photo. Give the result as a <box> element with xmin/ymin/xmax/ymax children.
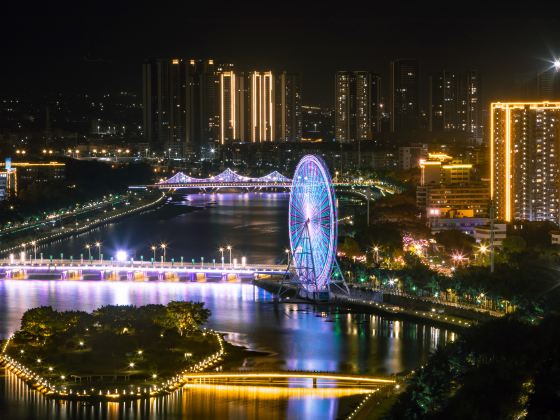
<box><xmin>100</xmin><ymin>271</ymin><xmax>105</xmax><ymax>280</ymax></box>
<box><xmin>158</xmin><ymin>272</ymin><xmax>164</xmax><ymax>281</ymax></box>
<box><xmin>313</xmin><ymin>378</ymin><xmax>317</xmax><ymax>388</ymax></box>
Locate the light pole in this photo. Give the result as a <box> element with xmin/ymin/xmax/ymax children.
<box><xmin>151</xmin><ymin>246</ymin><xmax>156</xmax><ymax>262</ymax></box>
<box><xmin>161</xmin><ymin>243</ymin><xmax>167</xmax><ymax>263</ymax></box>
<box><xmin>85</xmin><ymin>244</ymin><xmax>91</xmax><ymax>261</ymax></box>
<box><xmin>227</xmin><ymin>245</ymin><xmax>232</xmax><ymax>266</ymax></box>
<box><xmin>372</xmin><ymin>246</ymin><xmax>379</xmax><ymax>265</ymax></box>
<box><xmin>477</xmin><ymin>244</ymin><xmax>488</xmax><ymax>265</ymax></box>
<box><xmin>219</xmin><ymin>248</ymin><xmax>224</xmax><ymax>269</ymax></box>
<box><xmin>95</xmin><ymin>242</ymin><xmax>101</xmax><ymax>263</ymax></box>
<box><xmin>31</xmin><ymin>241</ymin><xmax>37</xmax><ymax>263</ymax></box>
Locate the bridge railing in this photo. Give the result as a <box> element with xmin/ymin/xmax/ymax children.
<box><xmin>0</xmin><ymin>259</ymin><xmax>287</xmax><ymax>273</ymax></box>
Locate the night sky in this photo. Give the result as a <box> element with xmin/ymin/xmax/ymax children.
<box><xmin>2</xmin><ymin>4</ymin><xmax>560</xmax><ymax>106</ymax></box>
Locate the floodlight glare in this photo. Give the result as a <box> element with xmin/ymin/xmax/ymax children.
<box><xmin>116</xmin><ymin>250</ymin><xmax>128</xmax><ymax>262</ymax></box>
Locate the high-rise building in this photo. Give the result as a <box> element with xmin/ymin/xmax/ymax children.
<box><xmin>458</xmin><ymin>71</ymin><xmax>482</xmax><ymax>140</ymax></box>
<box><xmin>142</xmin><ymin>58</ymin><xmax>187</xmax><ymax>156</ymax></box>
<box><xmin>371</xmin><ymin>74</ymin><xmax>382</xmax><ymax>134</ymax></box>
<box><xmin>429</xmin><ymin>71</ymin><xmax>457</xmax><ymax>131</ymax></box>
<box><xmin>219</xmin><ymin>70</ymin><xmax>237</xmax><ymax>143</ymax></box>
<box><xmin>142</xmin><ymin>58</ymin><xmax>220</xmax><ymax>157</ymax></box>
<box><xmin>275</xmin><ymin>72</ymin><xmax>302</xmax><ymax>142</ymax></box>
<box><xmin>218</xmin><ymin>71</ymin><xmax>301</xmax><ymax>144</ymax></box>
<box><xmin>188</xmin><ymin>59</ymin><xmax>224</xmax><ymax>156</ymax></box>
<box><xmin>250</xmin><ymin>71</ymin><xmax>275</xmax><ymax>142</ymax></box>
<box><xmin>390</xmin><ymin>59</ymin><xmax>420</xmax><ymax>132</ymax></box>
<box><xmin>429</xmin><ymin>70</ymin><xmax>481</xmax><ymax>140</ymax></box>
<box><xmin>491</xmin><ymin>102</ymin><xmax>560</xmax><ymax>223</ymax></box>
<box><xmin>537</xmin><ymin>67</ymin><xmax>560</xmax><ymax>100</ymax></box>
<box><xmin>301</xmin><ymin>106</ymin><xmax>334</xmax><ymax>142</ymax></box>
<box><xmin>335</xmin><ymin>71</ymin><xmax>378</xmax><ymax>142</ymax></box>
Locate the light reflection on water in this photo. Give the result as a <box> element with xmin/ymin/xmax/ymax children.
<box><xmin>1</xmin><ymin>369</ymin><xmax>370</xmax><ymax>420</ymax></box>
<box><xmin>0</xmin><ymin>194</ymin><xmax>453</xmax><ymax>418</ymax></box>
<box><xmin>0</xmin><ymin>281</ymin><xmax>453</xmax><ymax>419</ymax></box>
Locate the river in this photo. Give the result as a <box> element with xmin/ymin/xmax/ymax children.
<box><xmin>0</xmin><ymin>193</ymin><xmax>453</xmax><ymax>419</ymax></box>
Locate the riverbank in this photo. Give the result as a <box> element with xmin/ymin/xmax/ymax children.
<box><xmin>254</xmin><ymin>279</ymin><xmax>481</xmax><ymax>330</ymax></box>
<box><xmin>0</xmin><ymin>192</ymin><xmax>166</xmax><ymax>258</ymax></box>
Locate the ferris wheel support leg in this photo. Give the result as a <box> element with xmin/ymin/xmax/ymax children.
<box><xmin>329</xmin><ymin>258</ymin><xmax>350</xmax><ymax>295</ymax></box>
<box><xmin>277</xmin><ymin>254</ymin><xmax>294</xmax><ymax>300</ymax></box>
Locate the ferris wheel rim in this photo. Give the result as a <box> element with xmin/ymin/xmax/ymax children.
<box><xmin>288</xmin><ymin>155</ymin><xmax>337</xmax><ymax>292</ymax></box>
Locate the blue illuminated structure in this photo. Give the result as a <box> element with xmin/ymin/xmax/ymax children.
<box><xmin>161</xmin><ymin>168</ymin><xmax>291</xmax><ymax>185</ymax></box>
<box><xmin>286</xmin><ymin>155</ymin><xmax>347</xmax><ymax>301</ymax></box>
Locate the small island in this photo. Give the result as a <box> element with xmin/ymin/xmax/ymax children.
<box><xmin>0</xmin><ymin>302</ymin><xmax>247</xmax><ymax>401</ymax></box>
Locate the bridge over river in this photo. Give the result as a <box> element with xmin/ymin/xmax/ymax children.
<box><xmin>0</xmin><ymin>259</ymin><xmax>287</xmax><ymax>282</ymax></box>
<box><xmin>129</xmin><ymin>167</ymin><xmax>399</xmax><ymax>195</ymax></box>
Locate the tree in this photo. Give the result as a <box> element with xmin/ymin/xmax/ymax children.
<box><xmin>434</xmin><ymin>230</ymin><xmax>475</xmax><ymax>252</ymax></box>
<box><xmin>339</xmin><ymin>237</ymin><xmax>361</xmax><ymax>258</ymax></box>
<box><xmin>501</xmin><ymin>235</ymin><xmax>527</xmax><ymax>255</ymax></box>
<box><xmin>166</xmin><ymin>301</ymin><xmax>211</xmax><ymax>336</ymax></box>
<box><xmin>20</xmin><ymin>306</ymin><xmax>63</xmax><ymax>343</ymax></box>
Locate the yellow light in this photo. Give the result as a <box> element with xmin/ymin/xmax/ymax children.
<box><xmin>505</xmin><ymin>105</ymin><xmax>511</xmax><ymax>222</ymax></box>
<box><xmin>172</xmin><ymin>59</ymin><xmax>179</xmax><ymax>65</ymax></box>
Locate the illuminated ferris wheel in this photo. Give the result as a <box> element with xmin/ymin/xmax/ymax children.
<box><xmin>287</xmin><ymin>155</ymin><xmax>345</xmax><ymax>298</ymax></box>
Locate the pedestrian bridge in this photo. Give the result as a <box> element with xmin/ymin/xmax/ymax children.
<box><xmin>181</xmin><ymin>371</ymin><xmax>396</xmax><ymax>389</ymax></box>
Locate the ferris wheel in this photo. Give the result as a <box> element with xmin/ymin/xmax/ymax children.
<box><xmin>287</xmin><ymin>155</ymin><xmax>345</xmax><ymax>297</ymax></box>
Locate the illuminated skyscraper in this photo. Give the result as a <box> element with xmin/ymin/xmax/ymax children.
<box><xmin>220</xmin><ymin>70</ymin><xmax>237</xmax><ymax>143</ymax></box>
<box><xmin>250</xmin><ymin>71</ymin><xmax>274</xmax><ymax>142</ymax></box>
<box><xmin>218</xmin><ymin>70</ymin><xmax>301</xmax><ymax>143</ymax></box>
<box><xmin>390</xmin><ymin>59</ymin><xmax>419</xmax><ymax>132</ymax></box>
<box><xmin>491</xmin><ymin>102</ymin><xmax>560</xmax><ymax>222</ymax></box>
<box><xmin>335</xmin><ymin>71</ymin><xmax>378</xmax><ymax>142</ymax></box>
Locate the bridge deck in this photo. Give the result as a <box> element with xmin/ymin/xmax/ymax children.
<box><xmin>181</xmin><ymin>372</ymin><xmax>395</xmax><ymax>388</ymax></box>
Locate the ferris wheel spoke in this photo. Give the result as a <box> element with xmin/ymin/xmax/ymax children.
<box><xmin>288</xmin><ymin>155</ymin><xmax>338</xmax><ymax>293</ymax></box>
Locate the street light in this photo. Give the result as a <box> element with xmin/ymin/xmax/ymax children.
<box><xmin>219</xmin><ymin>247</ymin><xmax>224</xmax><ymax>268</ymax></box>
<box><xmin>85</xmin><ymin>244</ymin><xmax>91</xmax><ymax>261</ymax></box>
<box><xmin>226</xmin><ymin>245</ymin><xmax>232</xmax><ymax>266</ymax></box>
<box><xmin>372</xmin><ymin>246</ymin><xmax>379</xmax><ymax>264</ymax></box>
<box><xmin>151</xmin><ymin>245</ymin><xmax>156</xmax><ymax>261</ymax></box>
<box><xmin>95</xmin><ymin>242</ymin><xmax>102</xmax><ymax>263</ymax></box>
<box><xmin>31</xmin><ymin>241</ymin><xmax>37</xmax><ymax>262</ymax></box>
<box><xmin>160</xmin><ymin>243</ymin><xmax>167</xmax><ymax>263</ymax></box>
